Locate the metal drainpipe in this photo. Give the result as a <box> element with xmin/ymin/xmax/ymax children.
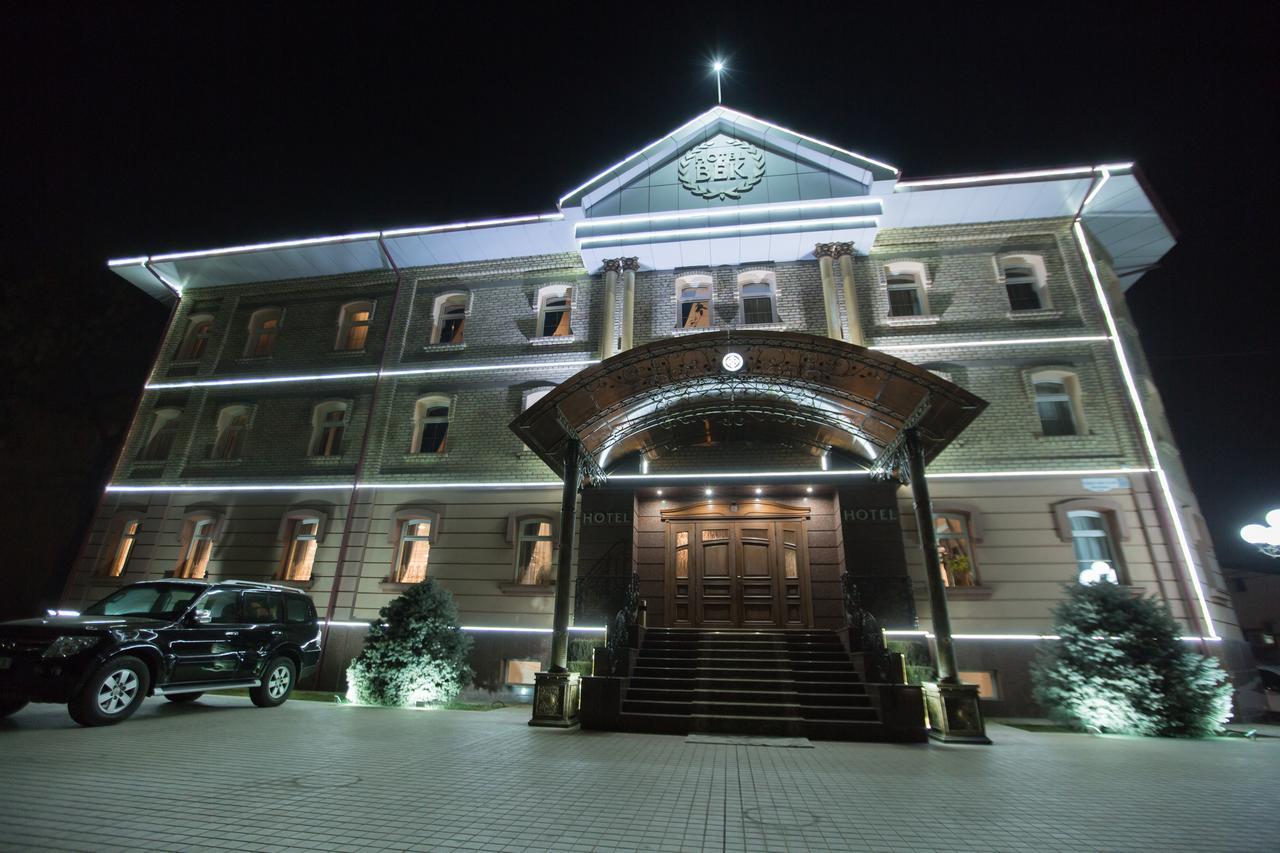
<box><xmin>61</xmin><ymin>264</ymin><xmax>179</xmax><ymax>606</ymax></box>
<box><xmin>315</xmin><ymin>236</ymin><xmax>403</xmax><ymax>678</ymax></box>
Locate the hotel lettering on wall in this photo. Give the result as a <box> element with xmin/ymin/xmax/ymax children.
<box><xmin>842</xmin><ymin>506</ymin><xmax>899</xmax><ymax>523</ymax></box>
<box><xmin>581</xmin><ymin>511</ymin><xmax>632</xmax><ymax>527</ymax></box>
<box><xmin>678</xmin><ymin>138</ymin><xmax>765</xmax><ymax>200</ymax></box>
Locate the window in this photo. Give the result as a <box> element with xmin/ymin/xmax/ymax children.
<box><xmin>140</xmin><ymin>408</ymin><xmax>181</xmax><ymax>461</ymax></box>
<box><xmin>515</xmin><ymin>518</ymin><xmax>555</xmax><ymax>585</ymax></box>
<box><xmin>738</xmin><ymin>271</ymin><xmax>777</xmax><ymax>325</ymax></box>
<box><xmin>336</xmin><ymin>301</ymin><xmax>373</xmax><ymax>351</ymax></box>
<box><xmin>432</xmin><ymin>293</ymin><xmax>467</xmax><ymax>344</ymax></box>
<box><xmin>934</xmin><ymin>513</ymin><xmax>979</xmax><ymax>587</ymax></box>
<box><xmin>675</xmin><ymin>275</ymin><xmax>712</xmax><ymax>329</ymax></box>
<box><xmin>176</xmin><ymin>314</ymin><xmax>213</xmax><ymax>361</ymax></box>
<box><xmin>245</xmin><ymin>307</ymin><xmax>282</xmax><ymax>357</ymax></box>
<box><xmin>101</xmin><ymin>514</ymin><xmax>142</xmax><ymax>578</ymax></box>
<box><xmin>1031</xmin><ymin>370</ymin><xmax>1083</xmax><ymax>436</ymax></box>
<box><xmin>211</xmin><ymin>405</ymin><xmax>250</xmax><ymax>460</ymax></box>
<box><xmin>505</xmin><ymin>659</ymin><xmax>542</xmax><ymax>685</ymax></box>
<box><xmin>176</xmin><ymin>517</ymin><xmax>217</xmax><ymax>579</ymax></box>
<box><xmin>1068</xmin><ymin>510</ymin><xmax>1122</xmax><ymax>584</ymax></box>
<box><xmin>84</xmin><ymin>583</ymin><xmax>201</xmax><ymax>619</ymax></box>
<box><xmin>285</xmin><ymin>595</ymin><xmax>313</xmax><ymax>623</ymax></box>
<box><xmin>884</xmin><ymin>263</ymin><xmax>928</xmax><ymax>317</ymax></box>
<box><xmin>999</xmin><ymin>255</ymin><xmax>1050</xmax><ymax>312</ymax></box>
<box><xmin>309</xmin><ymin>401</ymin><xmax>348</xmax><ymax>457</ymax></box>
<box><xmin>195</xmin><ymin>589</ymin><xmax>241</xmax><ymax>624</ymax></box>
<box><xmin>393</xmin><ymin>518</ymin><xmax>433</xmax><ymax>583</ymax></box>
<box><xmin>411</xmin><ymin>396</ymin><xmax>450</xmax><ymax>454</ymax></box>
<box><xmin>280</xmin><ymin>517</ymin><xmax>320</xmax><ymax>581</ymax></box>
<box><xmin>536</xmin><ymin>286</ymin><xmax>573</xmax><ymax>338</ymax></box>
<box><xmin>242</xmin><ymin>590</ymin><xmax>284</xmax><ymax>624</ymax></box>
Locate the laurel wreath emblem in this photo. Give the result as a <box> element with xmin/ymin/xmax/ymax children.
<box><xmin>678</xmin><ymin>138</ymin><xmax>766</xmax><ymax>200</ymax></box>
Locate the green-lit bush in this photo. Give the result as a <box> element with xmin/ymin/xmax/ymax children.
<box><xmin>1032</xmin><ymin>581</ymin><xmax>1232</xmax><ymax>737</ymax></box>
<box><xmin>346</xmin><ymin>579</ymin><xmax>473</xmax><ymax>707</ymax></box>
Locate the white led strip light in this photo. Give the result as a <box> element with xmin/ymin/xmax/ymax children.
<box><xmin>145</xmin><ymin>359</ymin><xmax>599</xmax><ymax>391</ymax></box>
<box><xmin>577</xmin><ymin>215</ymin><xmax>879</xmax><ymax>249</ymax></box>
<box><xmin>870</xmin><ymin>335</ymin><xmax>1109</xmax><ymax>353</ymax></box>
<box><xmin>897</xmin><ymin>162</ymin><xmax>1133</xmax><ymax>190</ymax></box>
<box><xmin>883</xmin><ymin>630</ymin><xmax>1219</xmax><ymax>642</ymax></box>
<box><xmin>574</xmin><ymin>198</ymin><xmax>882</xmax><ymax>233</ymax></box>
<box><xmin>1072</xmin><ymin>220</ymin><xmax>1218</xmax><ymax>639</ymax></box>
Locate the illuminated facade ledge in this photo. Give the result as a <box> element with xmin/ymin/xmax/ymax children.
<box><xmin>73</xmin><ymin>107</ymin><xmax>1245</xmax><ymax>724</ymax></box>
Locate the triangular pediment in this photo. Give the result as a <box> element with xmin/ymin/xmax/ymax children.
<box><xmin>560</xmin><ymin>107</ymin><xmax>898</xmax><ymax>217</ymax></box>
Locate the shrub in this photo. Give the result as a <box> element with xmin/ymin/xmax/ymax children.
<box><xmin>346</xmin><ymin>579</ymin><xmax>473</xmax><ymax>707</ymax></box>
<box><xmin>1031</xmin><ymin>581</ymin><xmax>1232</xmax><ymax>737</ymax></box>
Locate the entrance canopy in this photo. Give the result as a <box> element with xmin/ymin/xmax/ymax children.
<box><xmin>510</xmin><ymin>331</ymin><xmax>987</xmax><ymax>481</ymax></box>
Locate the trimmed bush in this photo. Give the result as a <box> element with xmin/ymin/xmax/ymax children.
<box><xmin>1032</xmin><ymin>581</ymin><xmax>1232</xmax><ymax>737</ymax></box>
<box><xmin>346</xmin><ymin>579</ymin><xmax>473</xmax><ymax>707</ymax></box>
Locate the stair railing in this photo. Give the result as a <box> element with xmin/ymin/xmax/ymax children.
<box><xmin>841</xmin><ymin>572</ymin><xmax>898</xmax><ymax>683</ymax></box>
<box><xmin>606</xmin><ymin>571</ymin><xmax>640</xmax><ymax>676</ymax></box>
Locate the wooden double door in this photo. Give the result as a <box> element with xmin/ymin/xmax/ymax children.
<box><xmin>664</xmin><ymin>503</ymin><xmax>812</xmax><ymax>628</ymax></box>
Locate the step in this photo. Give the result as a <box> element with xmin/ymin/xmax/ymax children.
<box><xmin>798</xmin><ymin>705</ymin><xmax>879</xmax><ymax>722</ymax></box>
<box><xmin>692</xmin><ymin>713</ymin><xmax>806</xmax><ymax>737</ymax></box>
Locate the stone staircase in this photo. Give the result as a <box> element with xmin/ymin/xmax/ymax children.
<box><xmin>618</xmin><ymin>627</ymin><xmax>891</xmax><ymax>741</ymax></box>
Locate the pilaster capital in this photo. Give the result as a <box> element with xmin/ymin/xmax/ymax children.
<box><xmin>813</xmin><ymin>243</ymin><xmax>838</xmax><ymax>259</ymax></box>
<box><xmin>621</xmin><ymin>257</ymin><xmax>640</xmax><ymax>272</ymax></box>
<box><xmin>601</xmin><ymin>258</ymin><xmax>622</xmax><ymax>274</ymax></box>
<box><xmin>830</xmin><ymin>242</ymin><xmax>855</xmax><ymax>259</ymax></box>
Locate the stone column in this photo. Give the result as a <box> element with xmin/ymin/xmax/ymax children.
<box><xmin>531</xmin><ymin>438</ymin><xmax>583</xmax><ymax>728</ymax></box>
<box><xmin>620</xmin><ymin>257</ymin><xmax>638</xmax><ymax>353</ymax></box>
<box><xmin>904</xmin><ymin>427</ymin><xmax>990</xmax><ymax>744</ymax></box>
<box><xmin>814</xmin><ymin>243</ymin><xmax>842</xmax><ymax>340</ymax></box>
<box><xmin>833</xmin><ymin>242</ymin><xmax>865</xmax><ymax>347</ymax></box>
<box><xmin>600</xmin><ymin>259</ymin><xmax>620</xmax><ymax>359</ymax></box>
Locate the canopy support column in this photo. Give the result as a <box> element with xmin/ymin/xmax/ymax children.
<box><xmin>531</xmin><ymin>438</ymin><xmax>583</xmax><ymax>728</ymax></box>
<box><xmin>904</xmin><ymin>427</ymin><xmax>990</xmax><ymax>744</ymax></box>
<box><xmin>600</xmin><ymin>259</ymin><xmax>619</xmax><ymax>359</ymax></box>
<box><xmin>835</xmin><ymin>244</ymin><xmax>865</xmax><ymax>347</ymax></box>
<box><xmin>620</xmin><ymin>257</ymin><xmax>638</xmax><ymax>353</ymax></box>
<box><xmin>814</xmin><ymin>244</ymin><xmax>842</xmax><ymax>340</ymax></box>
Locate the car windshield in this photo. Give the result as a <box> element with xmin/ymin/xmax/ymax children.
<box><xmin>82</xmin><ymin>583</ymin><xmax>204</xmax><ymax>619</ymax></box>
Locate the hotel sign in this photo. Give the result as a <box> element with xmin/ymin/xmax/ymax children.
<box><xmin>678</xmin><ymin>138</ymin><xmax>765</xmax><ymax>200</ymax></box>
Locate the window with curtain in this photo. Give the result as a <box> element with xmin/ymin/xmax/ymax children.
<box><xmin>140</xmin><ymin>409</ymin><xmax>181</xmax><ymax>461</ymax></box>
<box><xmin>1003</xmin><ymin>264</ymin><xmax>1042</xmax><ymax>311</ymax></box>
<box><xmin>176</xmin><ymin>517</ymin><xmax>216</xmax><ymax>579</ymax></box>
<box><xmin>934</xmin><ymin>513</ymin><xmax>978</xmax><ymax>587</ymax></box>
<box><xmin>176</xmin><ymin>315</ymin><xmax>213</xmax><ymax>361</ymax></box>
<box><xmin>245</xmin><ymin>308</ymin><xmax>282</xmax><ymax>357</ymax></box>
<box><xmin>336</xmin><ymin>302</ymin><xmax>373</xmax><ymax>351</ymax></box>
<box><xmin>1068</xmin><ymin>510</ymin><xmax>1122</xmax><ymax>584</ymax></box>
<box><xmin>676</xmin><ymin>277</ymin><xmax>712</xmax><ymax>329</ymax></box>
<box><xmin>412</xmin><ymin>398</ymin><xmax>450</xmax><ymax>454</ymax></box>
<box><xmin>515</xmin><ymin>518</ymin><xmax>555</xmax><ymax>585</ymax></box>
<box><xmin>1033</xmin><ymin>375</ymin><xmax>1079</xmax><ymax>436</ymax></box>
<box><xmin>103</xmin><ymin>516</ymin><xmax>141</xmax><ymax>577</ymax></box>
<box><xmin>537</xmin><ymin>287</ymin><xmax>573</xmax><ymax>338</ymax></box>
<box><xmin>310</xmin><ymin>402</ymin><xmax>348</xmax><ymax>457</ymax></box>
<box><xmin>281</xmin><ymin>517</ymin><xmax>320</xmax><ymax>582</ymax></box>
<box><xmin>211</xmin><ymin>405</ymin><xmax>249</xmax><ymax>460</ymax></box>
<box><xmin>394</xmin><ymin>518</ymin><xmax>432</xmax><ymax>583</ymax></box>
<box><xmin>433</xmin><ymin>294</ymin><xmax>467</xmax><ymax>344</ymax></box>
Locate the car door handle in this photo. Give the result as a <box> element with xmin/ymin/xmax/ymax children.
<box><xmin>224</xmin><ymin>631</ymin><xmax>240</xmax><ymax>636</ymax></box>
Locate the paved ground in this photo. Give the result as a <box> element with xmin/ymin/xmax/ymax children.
<box><xmin>1</xmin><ymin>696</ymin><xmax>1276</xmax><ymax>853</ymax></box>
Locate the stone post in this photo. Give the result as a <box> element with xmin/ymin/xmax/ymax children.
<box><xmin>600</xmin><ymin>259</ymin><xmax>620</xmax><ymax>359</ymax></box>
<box><xmin>620</xmin><ymin>257</ymin><xmax>638</xmax><ymax>352</ymax></box>
<box><xmin>814</xmin><ymin>243</ymin><xmax>842</xmax><ymax>340</ymax></box>
<box><xmin>904</xmin><ymin>427</ymin><xmax>990</xmax><ymax>744</ymax></box>
<box><xmin>833</xmin><ymin>242</ymin><xmax>865</xmax><ymax>346</ymax></box>
<box><xmin>531</xmin><ymin>438</ymin><xmax>583</xmax><ymax>728</ymax></box>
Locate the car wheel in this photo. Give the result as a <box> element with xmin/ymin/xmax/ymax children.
<box><xmin>164</xmin><ymin>692</ymin><xmax>203</xmax><ymax>703</ymax></box>
<box><xmin>0</xmin><ymin>694</ymin><xmax>29</xmax><ymax>718</ymax></box>
<box><xmin>69</xmin><ymin>656</ymin><xmax>150</xmax><ymax>727</ymax></box>
<box><xmin>250</xmin><ymin>656</ymin><xmax>296</xmax><ymax>708</ymax></box>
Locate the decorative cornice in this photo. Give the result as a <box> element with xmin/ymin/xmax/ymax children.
<box><xmin>830</xmin><ymin>242</ymin><xmax>855</xmax><ymax>258</ymax></box>
<box><xmin>815</xmin><ymin>242</ymin><xmax>854</xmax><ymax>259</ymax></box>
<box><xmin>601</xmin><ymin>258</ymin><xmax>622</xmax><ymax>274</ymax></box>
<box><xmin>621</xmin><ymin>257</ymin><xmax>640</xmax><ymax>272</ymax></box>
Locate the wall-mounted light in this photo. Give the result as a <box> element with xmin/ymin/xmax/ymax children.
<box><xmin>1241</xmin><ymin>509</ymin><xmax>1280</xmax><ymax>558</ymax></box>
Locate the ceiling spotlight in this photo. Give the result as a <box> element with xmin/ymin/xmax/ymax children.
<box><xmin>655</xmin><ymin>489</ymin><xmax>663</xmax><ymax>496</ymax></box>
<box><xmin>754</xmin><ymin>487</ymin><xmax>763</xmax><ymax>495</ymax></box>
<box><xmin>806</xmin><ymin>486</ymin><xmax>813</xmax><ymax>493</ymax></box>
<box><xmin>705</xmin><ymin>488</ymin><xmax>713</xmax><ymax>496</ymax></box>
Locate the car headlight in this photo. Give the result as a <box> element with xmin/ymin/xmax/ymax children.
<box><xmin>42</xmin><ymin>636</ymin><xmax>101</xmax><ymax>658</ymax></box>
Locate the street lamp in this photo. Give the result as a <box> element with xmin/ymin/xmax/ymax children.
<box><xmin>712</xmin><ymin>60</ymin><xmax>724</xmax><ymax>104</ymax></box>
<box><xmin>1240</xmin><ymin>508</ymin><xmax>1280</xmax><ymax>558</ymax></box>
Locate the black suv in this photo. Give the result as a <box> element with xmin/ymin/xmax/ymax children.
<box><xmin>0</xmin><ymin>580</ymin><xmax>322</xmax><ymax>726</ymax></box>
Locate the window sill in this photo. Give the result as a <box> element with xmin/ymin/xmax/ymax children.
<box><xmin>400</xmin><ymin>451</ymin><xmax>450</xmax><ymax>462</ymax></box>
<box><xmin>423</xmin><ymin>342</ymin><xmax>466</xmax><ymax>352</ymax></box>
<box><xmin>735</xmin><ymin>322</ymin><xmax>786</xmax><ymax>332</ymax></box>
<box><xmin>1007</xmin><ymin>308</ymin><xmax>1064</xmax><ymax>321</ymax></box>
<box><xmin>498</xmin><ymin>582</ymin><xmax>556</xmax><ymax>595</ymax></box>
<box><xmin>276</xmin><ymin>577</ymin><xmax>316</xmax><ymax>590</ymax></box>
<box><xmin>944</xmin><ymin>585</ymin><xmax>993</xmax><ymax>600</ymax></box>
<box><xmin>305</xmin><ymin>455</ymin><xmax>349</xmax><ymax>464</ymax></box>
<box><xmin>530</xmin><ymin>334</ymin><xmax>576</xmax><ymax>346</ymax></box>
<box><xmin>883</xmin><ymin>314</ymin><xmax>942</xmax><ymax>327</ymax></box>
<box><xmin>329</xmin><ymin>349</ymin><xmax>368</xmax><ymax>356</ymax></box>
<box><xmin>671</xmin><ymin>326</ymin><xmax>718</xmax><ymax>336</ymax></box>
<box><xmin>132</xmin><ymin>460</ymin><xmax>167</xmax><ymax>469</ymax></box>
<box><xmin>238</xmin><ymin>355</ymin><xmax>274</xmax><ymax>364</ymax></box>
<box><xmin>380</xmin><ymin>581</ymin><xmax>414</xmax><ymax>593</ymax></box>
<box><xmin>194</xmin><ymin>457</ymin><xmax>245</xmax><ymax>466</ymax></box>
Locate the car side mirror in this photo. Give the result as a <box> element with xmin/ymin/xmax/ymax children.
<box><xmin>190</xmin><ymin>609</ymin><xmax>212</xmax><ymax>625</ymax></box>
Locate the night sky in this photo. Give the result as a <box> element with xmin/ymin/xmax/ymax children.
<box><xmin>3</xmin><ymin>6</ymin><xmax>1277</xmax><ymax>615</ymax></box>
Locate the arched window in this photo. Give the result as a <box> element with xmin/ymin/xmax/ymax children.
<box><xmin>309</xmin><ymin>401</ymin><xmax>349</xmax><ymax>457</ymax></box>
<box><xmin>536</xmin><ymin>285</ymin><xmax>573</xmax><ymax>338</ymax></box>
<box><xmin>999</xmin><ymin>255</ymin><xmax>1050</xmax><ymax>312</ymax></box>
<box><xmin>514</xmin><ymin>517</ymin><xmax>555</xmax><ymax>585</ymax></box>
<box><xmin>1067</xmin><ymin>510</ymin><xmax>1124</xmax><ymax>584</ymax></box>
<box><xmin>390</xmin><ymin>509</ymin><xmax>440</xmax><ymax>584</ymax></box>
<box><xmin>934</xmin><ymin>513</ymin><xmax>979</xmax><ymax>587</ymax></box>
<box><xmin>175</xmin><ymin>512</ymin><xmax>222</xmax><ymax>579</ymax></box>
<box><xmin>336</xmin><ymin>301</ymin><xmax>374</xmax><ymax>351</ymax></box>
<box><xmin>176</xmin><ymin>314</ymin><xmax>214</xmax><ymax>361</ymax></box>
<box><xmin>140</xmin><ymin>408</ymin><xmax>181</xmax><ymax>461</ymax></box>
<box><xmin>1031</xmin><ymin>370</ymin><xmax>1084</xmax><ymax>436</ymax></box>
<box><xmin>100</xmin><ymin>512</ymin><xmax>143</xmax><ymax>578</ymax></box>
<box><xmin>884</xmin><ymin>262</ymin><xmax>929</xmax><ymax>317</ymax></box>
<box><xmin>281</xmin><ymin>517</ymin><xmax>320</xmax><ymax>581</ymax></box>
<box><xmin>675</xmin><ymin>274</ymin><xmax>712</xmax><ymax>329</ymax></box>
<box><xmin>211</xmin><ymin>404</ymin><xmax>250</xmax><ymax>460</ymax></box>
<box><xmin>411</xmin><ymin>396</ymin><xmax>450</xmax><ymax>454</ymax></box>
<box><xmin>738</xmin><ymin>271</ymin><xmax>778</xmax><ymax>325</ymax></box>
<box><xmin>244</xmin><ymin>307</ymin><xmax>283</xmax><ymax>357</ymax></box>
<box><xmin>522</xmin><ymin>387</ymin><xmax>552</xmax><ymax>411</ymax></box>
<box><xmin>431</xmin><ymin>293</ymin><xmax>468</xmax><ymax>344</ymax></box>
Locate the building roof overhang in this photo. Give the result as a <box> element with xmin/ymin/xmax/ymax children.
<box><xmin>509</xmin><ymin>330</ymin><xmax>988</xmax><ymax>482</ymax></box>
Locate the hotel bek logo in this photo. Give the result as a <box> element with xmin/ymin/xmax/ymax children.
<box><xmin>678</xmin><ymin>137</ymin><xmax>765</xmax><ymax>200</ymax></box>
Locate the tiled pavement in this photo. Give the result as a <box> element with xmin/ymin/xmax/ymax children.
<box><xmin>1</xmin><ymin>697</ymin><xmax>1276</xmax><ymax>852</ymax></box>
